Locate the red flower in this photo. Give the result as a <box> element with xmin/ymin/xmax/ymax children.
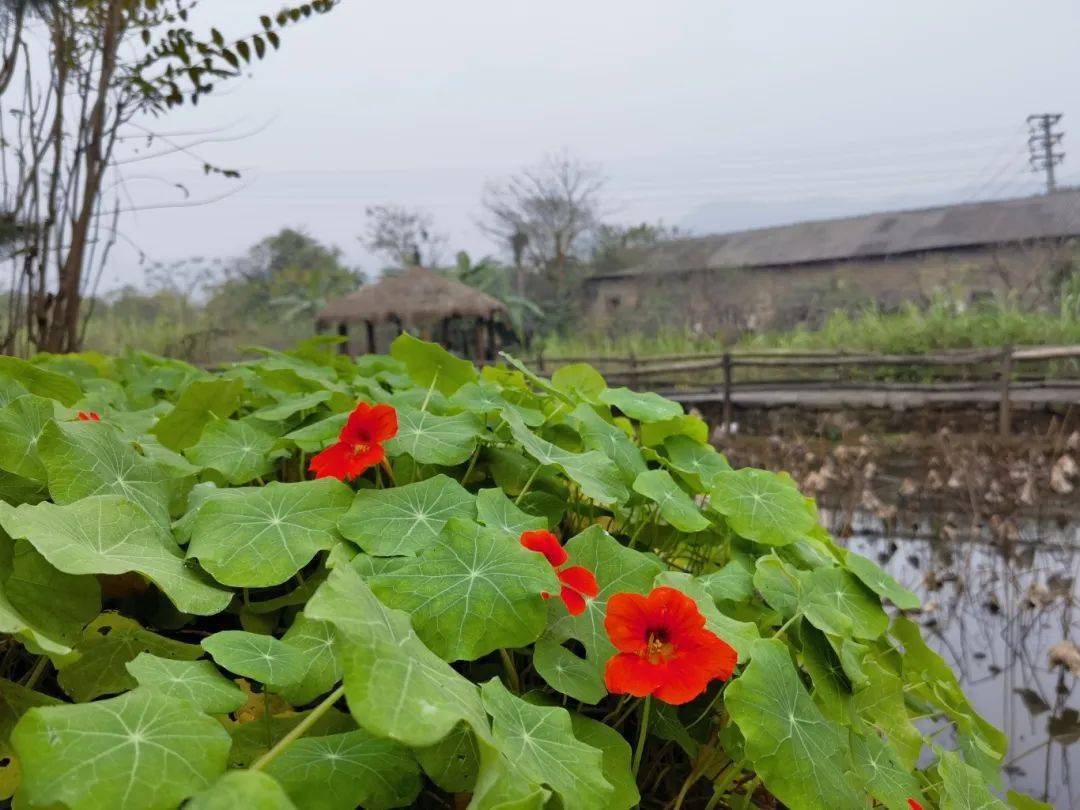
<box><xmin>309</xmin><ymin>402</ymin><xmax>397</xmax><ymax>482</ymax></box>
<box><xmin>519</xmin><ymin>530</ymin><xmax>599</xmax><ymax>617</ymax></box>
<box><xmin>907</xmin><ymin>801</ymin><xmax>923</xmax><ymax>810</ymax></box>
<box><xmin>604</xmin><ymin>586</ymin><xmax>737</xmax><ymax>705</ymax></box>
<box><xmin>77</xmin><ymin>411</ymin><xmax>100</xmax><ymax>421</ymax></box>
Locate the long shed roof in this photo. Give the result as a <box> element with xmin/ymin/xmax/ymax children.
<box><xmin>595</xmin><ymin>190</ymin><xmax>1080</xmax><ymax>280</ymax></box>
<box><xmin>316</xmin><ymin>265</ymin><xmax>506</xmax><ymax>326</ymax></box>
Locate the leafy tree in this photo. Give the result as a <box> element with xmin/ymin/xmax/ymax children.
<box><xmin>207</xmin><ymin>228</ymin><xmax>363</xmax><ymax>323</ymax></box>
<box><xmin>0</xmin><ymin>0</ymin><xmax>340</xmax><ymax>355</ymax></box>
<box><xmin>481</xmin><ymin>150</ymin><xmax>604</xmax><ymax>291</ymax></box>
<box><xmin>361</xmin><ymin>204</ymin><xmax>447</xmax><ymax>270</ymax></box>
<box><xmin>590</xmin><ymin>221</ymin><xmax>688</xmax><ymax>274</ymax></box>
<box><xmin>449</xmin><ymin>251</ymin><xmax>543</xmax><ymax>342</ymax></box>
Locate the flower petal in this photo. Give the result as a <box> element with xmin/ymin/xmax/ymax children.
<box><xmin>367</xmin><ymin>403</ymin><xmax>399</xmax><ymax>442</ymax></box>
<box><xmin>651</xmin><ymin>654</ymin><xmax>715</xmax><ymax>705</ymax></box>
<box><xmin>646</xmin><ymin>586</ymin><xmax>708</xmax><ymax>645</ymax></box>
<box><xmin>309</xmin><ymin>442</ymin><xmax>354</xmax><ymax>481</ymax></box>
<box><xmin>519</xmin><ymin>530</ymin><xmax>567</xmax><ymax>567</ymax></box>
<box><xmin>604</xmin><ymin>652</ymin><xmax>663</xmax><ymax>698</ymax></box>
<box><xmin>559</xmin><ymin>586</ymin><xmax>587</xmax><ymax>616</ymax></box>
<box><xmin>604</xmin><ymin>592</ymin><xmax>653</xmax><ymax>655</ymax></box>
<box><xmin>557</xmin><ymin>566</ymin><xmax>599</xmax><ymax>599</ymax></box>
<box><xmin>347</xmin><ymin>443</ymin><xmax>385</xmax><ymax>479</ymax></box>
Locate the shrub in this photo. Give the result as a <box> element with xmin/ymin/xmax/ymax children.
<box><xmin>0</xmin><ymin>338</ymin><xmax>1039</xmax><ymax>809</ymax></box>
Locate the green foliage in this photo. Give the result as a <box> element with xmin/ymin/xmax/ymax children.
<box><xmin>0</xmin><ymin>339</ymin><xmax>1032</xmax><ymax>808</ymax></box>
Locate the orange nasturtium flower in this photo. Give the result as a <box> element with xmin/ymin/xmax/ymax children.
<box><xmin>604</xmin><ymin>586</ymin><xmax>737</xmax><ymax>705</ymax></box>
<box><xmin>907</xmin><ymin>800</ymin><xmax>923</xmax><ymax>810</ymax></box>
<box><xmin>519</xmin><ymin>529</ymin><xmax>599</xmax><ymax>616</ymax></box>
<box><xmin>76</xmin><ymin>411</ymin><xmax>100</xmax><ymax>421</ymax></box>
<box><xmin>309</xmin><ymin>402</ymin><xmax>398</xmax><ymax>482</ymax></box>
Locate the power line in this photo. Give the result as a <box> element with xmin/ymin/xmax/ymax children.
<box><xmin>1027</xmin><ymin>113</ymin><xmax>1065</xmax><ymax>193</ymax></box>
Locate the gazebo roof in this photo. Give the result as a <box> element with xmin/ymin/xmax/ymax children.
<box><xmin>316</xmin><ymin>266</ymin><xmax>507</xmax><ymax>326</ymax></box>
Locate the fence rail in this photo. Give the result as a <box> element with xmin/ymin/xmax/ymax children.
<box><xmin>527</xmin><ymin>345</ymin><xmax>1080</xmax><ymax>436</ymax></box>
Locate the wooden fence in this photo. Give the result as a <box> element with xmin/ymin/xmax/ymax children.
<box><xmin>529</xmin><ymin>345</ymin><xmax>1080</xmax><ymax>436</ymax></box>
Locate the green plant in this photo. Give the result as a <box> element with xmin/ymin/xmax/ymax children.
<box><xmin>0</xmin><ymin>338</ymin><xmax>1043</xmax><ymax>808</ymax></box>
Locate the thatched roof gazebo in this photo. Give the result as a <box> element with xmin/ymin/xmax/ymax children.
<box><xmin>315</xmin><ymin>265</ymin><xmax>508</xmax><ymax>360</ymax></box>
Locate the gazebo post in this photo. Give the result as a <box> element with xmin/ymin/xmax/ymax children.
<box><xmin>336</xmin><ymin>322</ymin><xmax>349</xmax><ymax>355</ymax></box>
<box><xmin>440</xmin><ymin>317</ymin><xmax>450</xmax><ymax>349</ymax></box>
<box><xmin>365</xmin><ymin>320</ymin><xmax>376</xmax><ymax>354</ymax></box>
<box><xmin>485</xmin><ymin>315</ymin><xmax>496</xmax><ymax>361</ymax></box>
<box><xmin>472</xmin><ymin>319</ymin><xmax>484</xmax><ymax>362</ymax></box>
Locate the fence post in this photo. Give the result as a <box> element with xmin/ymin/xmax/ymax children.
<box><xmin>628</xmin><ymin>351</ymin><xmax>639</xmax><ymax>390</ymax></box>
<box><xmin>536</xmin><ymin>349</ymin><xmax>545</xmax><ymax>374</ymax></box>
<box><xmin>722</xmin><ymin>352</ymin><xmax>733</xmax><ymax>433</ymax></box>
<box><xmin>998</xmin><ymin>346</ymin><xmax>1013</xmax><ymax>437</ymax></box>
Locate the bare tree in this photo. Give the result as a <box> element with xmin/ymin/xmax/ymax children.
<box><xmin>361</xmin><ymin>204</ymin><xmax>447</xmax><ymax>269</ymax></box>
<box><xmin>0</xmin><ymin>0</ymin><xmax>338</xmax><ymax>355</ymax></box>
<box><xmin>481</xmin><ymin>150</ymin><xmax>604</xmax><ymax>292</ymax></box>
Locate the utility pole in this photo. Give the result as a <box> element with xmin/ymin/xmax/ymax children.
<box><xmin>1027</xmin><ymin>113</ymin><xmax>1065</xmax><ymax>193</ymax></box>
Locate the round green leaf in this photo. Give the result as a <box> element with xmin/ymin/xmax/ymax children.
<box><xmin>384</xmin><ymin>406</ymin><xmax>483</xmax><ymax>466</ymax></box>
<box><xmin>12</xmin><ymin>689</ymin><xmax>230</xmax><ymax>810</ymax></box>
<box><xmin>532</xmin><ymin>637</ymin><xmax>606</xmax><ymax>704</ymax></box>
<box><xmin>0</xmin><ymin>395</ymin><xmax>53</xmax><ymax>482</ymax></box>
<box><xmin>598</xmin><ymin>387</ymin><xmax>682</xmax><ymax>422</ymax></box>
<box><xmin>369</xmin><ymin>518</ymin><xmax>557</xmax><ymax>661</ymax></box>
<box><xmin>710</xmin><ymin>468</ymin><xmax>817</xmax><ymax>546</ymax></box>
<box><xmin>633</xmin><ymin>469</ymin><xmax>711</xmax><ymax>532</ymax></box>
<box><xmin>845</xmin><ymin>551</ymin><xmax>920</xmax><ymax>611</ymax></box>
<box><xmin>185</xmin><ymin>419</ymin><xmax>278</xmax><ymax>485</ymax></box>
<box><xmin>390</xmin><ymin>333</ymin><xmax>477</xmax><ymax>395</ymax></box>
<box><xmin>202</xmin><ymin>630</ymin><xmax>305</xmax><ymax>687</ymax></box>
<box><xmin>125</xmin><ymin>653</ymin><xmax>247</xmax><ymax>714</ymax></box>
<box><xmin>475</xmin><ymin>487</ymin><xmax>546</xmax><ymax>536</ymax></box>
<box><xmin>188</xmin><ymin>770</ymin><xmax>296</xmax><ymax>810</ymax></box>
<box><xmin>187</xmin><ymin>478</ymin><xmax>352</xmax><ymax>587</ymax></box>
<box><xmin>277</xmin><ymin>615</ymin><xmax>341</xmax><ymax>705</ymax></box>
<box><xmin>801</xmin><ymin>567</ymin><xmax>889</xmax><ymax>641</ymax></box>
<box><xmin>338</xmin><ymin>474</ymin><xmax>476</xmax><ymax>556</ymax></box>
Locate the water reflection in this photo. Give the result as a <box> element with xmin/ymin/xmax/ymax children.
<box><xmin>828</xmin><ymin>510</ymin><xmax>1080</xmax><ymax>806</ymax></box>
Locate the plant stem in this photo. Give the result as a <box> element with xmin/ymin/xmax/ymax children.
<box><xmin>461</xmin><ymin>449</ymin><xmax>479</xmax><ymax>485</ymax></box>
<box><xmin>22</xmin><ymin>656</ymin><xmax>48</xmax><ymax>689</ymax></box>
<box><xmin>421</xmin><ymin>372</ymin><xmax>438</xmax><ymax>412</ymax></box>
<box><xmin>686</xmin><ymin>688</ymin><xmax>723</xmax><ymax>730</ymax></box>
<box><xmin>250</xmin><ymin>684</ymin><xmax>345</xmax><ymax>772</ymax></box>
<box><xmin>628</xmin><ymin>505</ymin><xmax>658</xmax><ymax>550</ymax></box>
<box><xmin>499</xmin><ymin>649</ymin><xmax>521</xmax><ymax>693</ymax></box>
<box><xmin>380</xmin><ymin>458</ymin><xmax>396</xmax><ymax>486</ymax></box>
<box><xmin>632</xmin><ymin>695</ymin><xmax>651</xmax><ymax>779</ymax></box>
<box><xmin>772</xmin><ymin>613</ymin><xmax>799</xmax><ymax>638</ymax></box>
<box><xmin>514</xmin><ymin>464</ymin><xmax>542</xmax><ymax>505</ymax></box>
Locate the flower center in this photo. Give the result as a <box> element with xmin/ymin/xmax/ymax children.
<box><xmin>644</xmin><ymin>629</ymin><xmax>675</xmax><ymax>664</ymax></box>
<box><xmin>351</xmin><ymin>441</ymin><xmax>371</xmax><ymax>456</ymax></box>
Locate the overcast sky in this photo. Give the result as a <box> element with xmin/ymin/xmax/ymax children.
<box><xmin>108</xmin><ymin>0</ymin><xmax>1080</xmax><ymax>287</ymax></box>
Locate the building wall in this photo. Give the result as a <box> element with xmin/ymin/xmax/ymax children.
<box><xmin>585</xmin><ymin>241</ymin><xmax>1074</xmax><ymax>336</ymax></box>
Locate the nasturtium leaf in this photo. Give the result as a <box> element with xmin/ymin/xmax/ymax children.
<box><xmin>202</xmin><ymin>630</ymin><xmax>305</xmax><ymax>687</ymax></box>
<box><xmin>0</xmin><ymin>376</ymin><xmax>27</xmax><ymax>407</ymax></box>
<box><xmin>369</xmin><ymin>518</ymin><xmax>558</xmax><ymax>661</ymax></box>
<box><xmin>151</xmin><ymin>376</ymin><xmax>244</xmax><ymax>451</ymax></box>
<box><xmin>390</xmin><ymin>333</ymin><xmax>477</xmax><ymax>395</ymax></box>
<box><xmin>187</xmin><ymin>770</ymin><xmax>297</xmax><ymax>810</ymax></box>
<box><xmin>639</xmin><ymin>414</ymin><xmax>708</xmax><ymax>447</ymax></box>
<box><xmin>384</xmin><ymin>406</ymin><xmax>483</xmax><ymax>466</ymax></box>
<box><xmin>227</xmin><ymin>709</ymin><xmax>356</xmax><ymax>768</ymax></box>
<box><xmin>851</xmin><ymin>730</ymin><xmax>923</xmax><ymax>810</ymax></box>
<box><xmin>571</xmin><ymin>404</ymin><xmax>647</xmax><ymax>484</ymax></box>
<box><xmin>0</xmin><ymin>496</ymin><xmax>231</xmax><ymax>616</ymax></box>
<box><xmin>282</xmin><ymin>412</ymin><xmax>348</xmax><ymax>453</ymax></box>
<box><xmin>0</xmin><ymin>355</ymin><xmax>81</xmax><ymax>405</ymax></box>
<box><xmin>480</xmin><ymin>678</ymin><xmax>613</xmax><ymax>810</ymax></box>
<box><xmin>469</xmin><ymin>743</ymin><xmax>551</xmax><ymax>810</ymax></box>
<box><xmin>277</xmin><ymin>615</ymin><xmax>341</xmax><ymax>705</ymax></box>
<box><xmin>532</xmin><ymin>637</ymin><xmax>606</xmax><ymax>704</ymax></box>
<box><xmin>1005</xmin><ymin>790</ymin><xmax>1053</xmax><ymax>810</ymax></box>
<box><xmin>752</xmin><ymin>554</ymin><xmax>802</xmax><ymax>618</ymax></box>
<box><xmin>185</xmin><ymin>419</ymin><xmax>278</xmax><ymax>485</ymax></box>
<box><xmin>599</xmin><ymin>386</ymin><xmax>682</xmax><ymax>422</ymax></box>
<box><xmin>568</xmin><ymin>713</ymin><xmax>640</xmax><ymax>810</ymax></box>
<box><xmin>633</xmin><ymin>469</ymin><xmax>711</xmax><ymax>532</ymax></box>
<box><xmin>0</xmin><ymin>470</ymin><xmax>46</xmax><ymax>508</ymax></box>
<box><xmin>339</xmin><ymin>474</ymin><xmax>475</xmax><ymax>557</ymax></box>
<box><xmin>37</xmin><ymin>420</ymin><xmax>172</xmax><ymax>527</ymax></box>
<box><xmin>503</xmin><ymin>410</ymin><xmax>628</xmax><ymax>506</ymax></box>
<box><xmin>264</xmin><ymin>729</ymin><xmax>422</xmax><ymax>810</ymax></box>
<box><xmin>0</xmin><ymin>679</ymin><xmax>60</xmax><ymax>800</ymax></box>
<box><xmin>57</xmin><ymin>613</ymin><xmax>202</xmax><ymax>702</ymax></box>
<box><xmin>0</xmin><ymin>535</ymin><xmax>99</xmax><ymax>655</ymax></box>
<box><xmin>476</xmin><ymin>487</ymin><xmax>546</xmax><ymax>536</ymax></box>
<box><xmin>654</xmin><ymin>572</ymin><xmax>759</xmax><ymax>662</ymax></box>
<box><xmin>415</xmin><ymin>722</ymin><xmax>480</xmax><ymax>792</ymax></box>
<box><xmin>710</xmin><ymin>468</ymin><xmax>817</xmax><ymax>546</ymax></box>
<box><xmin>0</xmin><ymin>395</ymin><xmax>53</xmax><ymax>482</ymax></box>
<box><xmin>853</xmin><ymin>658</ymin><xmax>922</xmax><ymax>769</ymax></box>
<box><xmin>305</xmin><ymin>563</ymin><xmax>492</xmax><ymax>747</ymax></box>
<box><xmin>450</xmin><ymin>382</ymin><xmax>544</xmax><ymax>426</ymax></box>
<box><xmin>800</xmin><ymin>566</ymin><xmax>889</xmax><ymax>640</ymax></box>
<box><xmin>845</xmin><ymin>551</ymin><xmax>920</xmax><ymax>610</ymax></box>
<box><xmin>937</xmin><ymin>747</ymin><xmax>1008</xmax><ymax>809</ymax></box>
<box><xmin>253</xmin><ymin>390</ymin><xmax>332</xmax><ymax>421</ymax></box>
<box><xmin>545</xmin><ymin>526</ymin><xmax>664</xmax><ymax>676</ymax></box>
<box><xmin>700</xmin><ymin>556</ymin><xmax>755</xmax><ymax>604</ymax></box>
<box><xmin>797</xmin><ymin>623</ymin><xmax>853</xmax><ymax>725</ymax></box>
<box><xmin>125</xmin><ymin>653</ymin><xmax>246</xmax><ymax>714</ymax></box>
<box><xmin>187</xmin><ymin>478</ymin><xmax>352</xmax><ymax>587</ymax></box>
<box><xmin>724</xmin><ymin>638</ymin><xmax>864</xmax><ymax>810</ymax></box>
<box><xmin>663</xmin><ymin>434</ymin><xmax>731</xmax><ymax>487</ymax></box>
<box><xmin>11</xmin><ymin>689</ymin><xmax>231</xmax><ymax>810</ymax></box>
<box><xmin>551</xmin><ymin>364</ymin><xmax>606</xmax><ymax>402</ymax></box>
